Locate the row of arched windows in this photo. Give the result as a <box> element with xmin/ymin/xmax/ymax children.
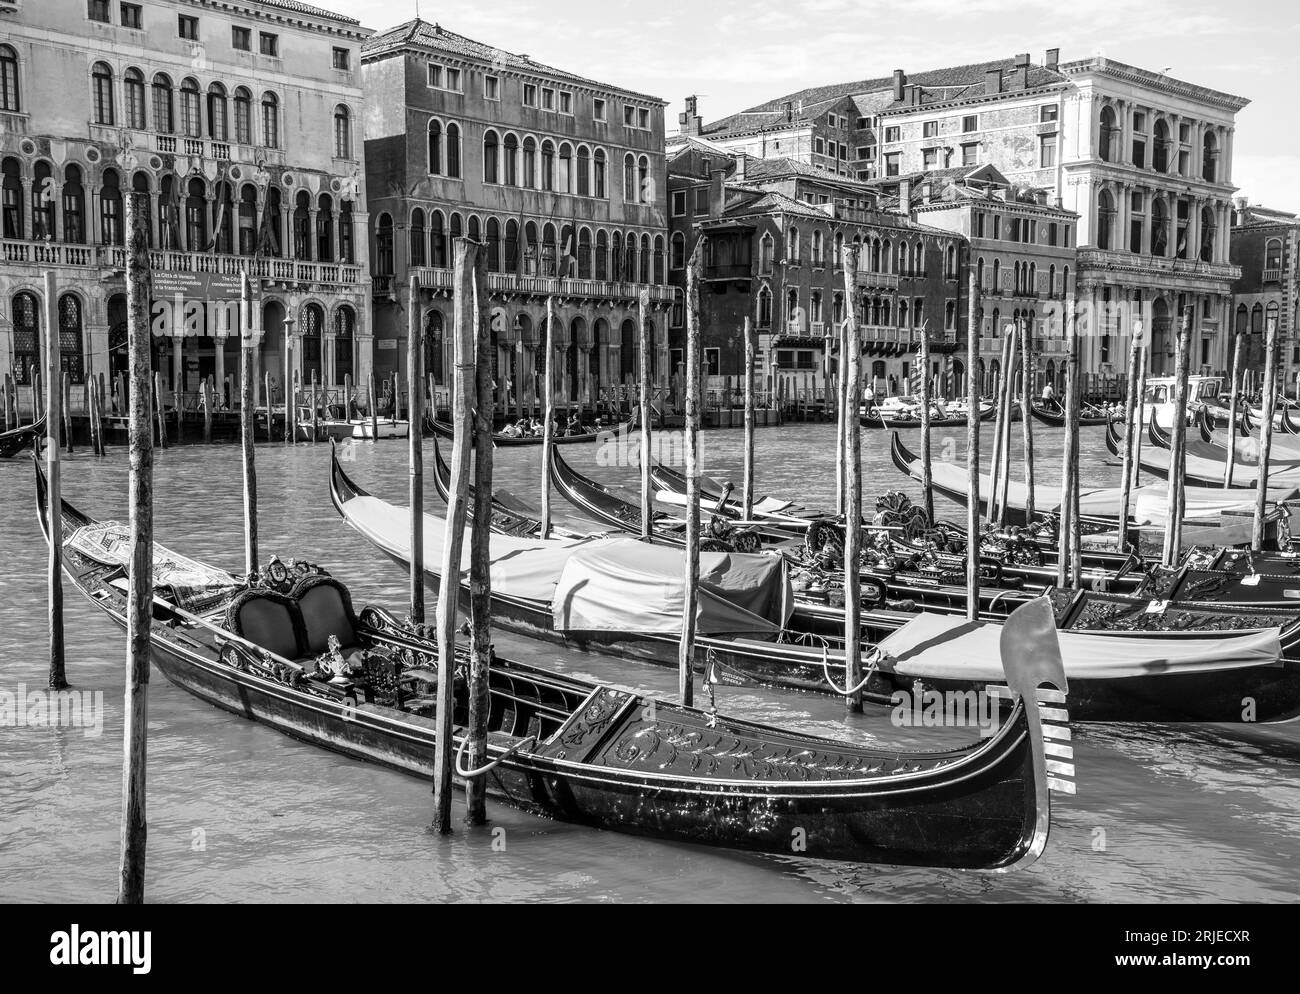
<box><xmin>0</xmin><ymin>155</ymin><xmax>355</xmax><ymax>261</ymax></box>
<box><xmin>377</xmin><ymin>210</ymin><xmax>668</xmax><ymax>284</ymax></box>
<box><xmin>81</xmin><ymin>62</ymin><xmax>324</xmax><ymax>153</ymax></box>
<box><xmin>9</xmin><ymin>291</ymin><xmax>84</xmax><ymax>385</ymax></box>
<box><xmin>975</xmin><ymin>256</ymin><xmax>1071</xmax><ymax>299</ymax></box>
<box><xmin>757</xmin><ymin>229</ymin><xmax>950</xmax><ymax>277</ymax></box>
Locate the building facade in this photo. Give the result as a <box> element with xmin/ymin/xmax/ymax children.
<box><xmin>667</xmin><ymin>142</ymin><xmax>967</xmax><ymax>402</ymax></box>
<box><xmin>891</xmin><ymin>164</ymin><xmax>1079</xmax><ymax>394</ymax></box>
<box><xmin>699</xmin><ymin>50</ymin><xmax>1248</xmax><ymax>380</ymax></box>
<box><xmin>1230</xmin><ymin>201</ymin><xmax>1300</xmax><ymax>388</ymax></box>
<box><xmin>0</xmin><ymin>0</ymin><xmax>372</xmax><ymax>411</ymax></box>
<box><xmin>362</xmin><ymin>19</ymin><xmax>672</xmax><ymax>416</ymax></box>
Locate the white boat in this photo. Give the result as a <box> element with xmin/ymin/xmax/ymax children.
<box><xmin>1141</xmin><ymin>375</ymin><xmax>1222</xmax><ymax>429</ymax></box>
<box><xmin>352</xmin><ymin>418</ymin><xmax>410</xmax><ymax>440</ymax></box>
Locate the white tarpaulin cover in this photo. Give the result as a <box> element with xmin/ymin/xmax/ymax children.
<box><xmin>551</xmin><ymin>538</ymin><xmax>791</xmax><ymax>635</ymax></box>
<box><xmin>875</xmin><ymin>612</ymin><xmax>1283</xmax><ymax>681</ymax></box>
<box><xmin>339</xmin><ymin>494</ymin><xmax>791</xmax><ymax>634</ymax></box>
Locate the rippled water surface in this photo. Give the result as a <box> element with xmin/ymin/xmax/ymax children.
<box><xmin>1</xmin><ymin>421</ymin><xmax>1298</xmax><ymax>903</ymax></box>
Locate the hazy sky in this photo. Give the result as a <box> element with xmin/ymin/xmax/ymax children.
<box><xmin>333</xmin><ymin>0</ymin><xmax>1296</xmax><ymax>212</ymax></box>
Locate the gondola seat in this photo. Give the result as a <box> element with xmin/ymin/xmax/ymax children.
<box><xmin>291</xmin><ymin>575</ymin><xmax>362</xmax><ymax>654</ymax></box>
<box><xmin>224</xmin><ymin>589</ymin><xmax>307</xmax><ymax>662</ymax></box>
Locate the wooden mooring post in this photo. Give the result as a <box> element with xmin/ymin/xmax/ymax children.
<box><xmin>1116</xmin><ymin>321</ymin><xmax>1145</xmax><ymax>550</ymax></box>
<box><xmin>639</xmin><ymin>289</ymin><xmax>653</xmax><ymax>540</ymax></box>
<box><xmin>368</xmin><ymin>370</ymin><xmax>378</xmax><ymax>442</ymax></box>
<box><xmin>465</xmin><ymin>243</ymin><xmax>494</xmax><ymax>826</ymax></box>
<box><xmin>742</xmin><ymin>315</ymin><xmax>756</xmax><ymax>521</ymax></box>
<box><xmin>43</xmin><ymin>271</ymin><xmax>66</xmax><ymax>691</ymax></box>
<box><xmin>408</xmin><ymin>272</ymin><xmax>425</xmax><ymax>624</ymax></box>
<box><xmin>1254</xmin><ymin>313</ymin><xmax>1280</xmax><ymax>551</ymax></box>
<box><xmin>61</xmin><ymin>372</ymin><xmax>73</xmax><ymax>454</ymax></box>
<box><xmin>264</xmin><ymin>371</ymin><xmax>273</xmax><ymax>442</ymax></box>
<box><xmin>917</xmin><ymin>321</ymin><xmax>933</xmax><ymax>525</ymax></box>
<box><xmin>965</xmin><ymin>270</ymin><xmax>981</xmax><ymax>621</ymax></box>
<box><xmin>432</xmin><ymin>239</ymin><xmax>478</xmax><ymax>833</ymax></box>
<box><xmin>119</xmin><ymin>190</ymin><xmax>153</xmax><ymax>904</ymax></box>
<box><xmin>1225</xmin><ymin>330</ymin><xmax>1244</xmax><ymax>489</ymax></box>
<box><xmin>240</xmin><ymin>271</ymin><xmax>258</xmax><ymax>575</ymax></box>
<box><xmin>1058</xmin><ymin>301</ymin><xmax>1080</xmax><ymax>586</ymax></box>
<box><xmin>679</xmin><ymin>240</ymin><xmax>705</xmax><ymax>707</ymax></box>
<box><xmin>540</xmin><ymin>295</ymin><xmax>557</xmax><ymax>539</ymax></box>
<box><xmin>842</xmin><ymin>247</ymin><xmax>863</xmax><ymax>713</ymax></box>
<box><xmin>1018</xmin><ymin>316</ymin><xmax>1035</xmax><ymax>523</ymax></box>
<box><xmin>1162</xmin><ymin>308</ymin><xmax>1193</xmax><ymax>566</ymax></box>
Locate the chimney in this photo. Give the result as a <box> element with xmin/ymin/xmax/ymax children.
<box><xmin>784</xmin><ymin>100</ymin><xmax>793</xmax><ymax>122</ymax></box>
<box><xmin>893</xmin><ymin>69</ymin><xmax>906</xmax><ymax>101</ymax></box>
<box><xmin>1014</xmin><ymin>53</ymin><xmax>1031</xmax><ymax>89</ymax></box>
<box><xmin>1045</xmin><ymin>48</ymin><xmax>1060</xmax><ymax>70</ymax></box>
<box><xmin>1233</xmin><ymin>196</ymin><xmax>1249</xmax><ymax>226</ymax></box>
<box><xmin>733</xmin><ymin>152</ymin><xmax>746</xmax><ymax>182</ymax></box>
<box><xmin>921</xmin><ymin>181</ymin><xmax>933</xmax><ymax>205</ymax></box>
<box><xmin>899</xmin><ymin>177</ymin><xmax>912</xmax><ymax>214</ymax></box>
<box><xmin>984</xmin><ymin>68</ymin><xmax>1002</xmax><ymax>95</ymax></box>
<box><xmin>710</xmin><ymin>166</ymin><xmax>725</xmax><ymax>219</ymax></box>
<box><xmin>678</xmin><ymin>95</ymin><xmax>702</xmax><ymax>136</ymax></box>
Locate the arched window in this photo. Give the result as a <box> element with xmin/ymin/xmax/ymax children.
<box><xmin>261</xmin><ymin>91</ymin><xmax>279</xmax><ymax>148</ymax></box>
<box><xmin>812</xmin><ymin>230</ymin><xmax>824</xmax><ymax>267</ymax></box>
<box><xmin>945</xmin><ymin>243</ymin><xmax>956</xmax><ymax>278</ymax></box>
<box><xmin>1153</xmin><ymin>118</ymin><xmax>1170</xmax><ymax>173</ymax></box>
<box><xmin>593</xmin><ymin>148</ymin><xmax>607</xmax><ymax>198</ymax></box>
<box><xmin>334</xmin><ymin>306</ymin><xmax>355</xmax><ymax>384</ymax></box>
<box><xmin>595</xmin><ymin>229</ymin><xmax>608</xmax><ymax>280</ymax></box>
<box><xmin>445</xmin><ymin>122</ymin><xmax>461</xmax><ymax>178</ymax></box>
<box><xmin>238</xmin><ymin>183</ymin><xmax>257</xmax><ymax>255</ymax></box>
<box><xmin>428</xmin><ymin>119</ymin><xmax>442</xmax><ymax>174</ymax></box>
<box><xmin>541</xmin><ymin>222</ymin><xmax>557</xmax><ymax>276</ymax></box>
<box><xmin>1251</xmin><ymin>303</ymin><xmax>1263</xmax><ymax>335</ymax></box>
<box><xmin>609</xmin><ymin>229</ymin><xmax>622</xmax><ymax>281</ymax></box>
<box><xmin>789</xmin><ymin>226</ymin><xmax>801</xmax><ymax>264</ymax></box>
<box><xmin>212</xmin><ymin>179</ymin><xmax>234</xmax><ymax>254</ymax></box>
<box><xmin>1202</xmin><ymin>131</ymin><xmax>1219</xmax><ymax>183</ymax></box>
<box><xmin>333</xmin><ymin>105</ymin><xmax>351</xmax><ymax>159</ymax></box>
<box><xmin>1096</xmin><ymin>188</ymin><xmax>1115</xmax><ymax>250</ymax></box>
<box><xmin>898</xmin><ymin>299</ymin><xmax>909</xmax><ymax>328</ymax></box>
<box><xmin>1265</xmin><ymin>237</ymin><xmax>1283</xmax><ymax>272</ymax></box>
<box><xmin>577</xmin><ymin>145</ymin><xmax>590</xmax><ymax>197</ymax></box>
<box><xmin>312</xmin><ymin>193</ymin><xmax>333</xmax><ymax>261</ymax></box>
<box><xmin>945</xmin><ymin>299</ymin><xmax>956</xmax><ymax>329</ymax></box>
<box><xmin>1048</xmin><ymin>264</ymin><xmax>1056</xmax><ymax>298</ymax></box>
<box><xmin>1266</xmin><ymin>301</ymin><xmax>1280</xmax><ymax>332</ymax></box>
<box><xmin>124</xmin><ymin>68</ymin><xmax>146</xmax><ymax>129</ymax></box>
<box><xmin>151</xmin><ymin>73</ymin><xmax>173</xmax><ymax>133</ymax></box>
<box><xmin>759</xmin><ymin>232</ymin><xmax>774</xmax><ymax>274</ymax></box>
<box><xmin>0</xmin><ymin>45</ymin><xmax>19</xmax><ymax>113</ymax></box>
<box><xmin>265</xmin><ymin>187</ymin><xmax>284</xmax><ymax>257</ymax></box>
<box><xmin>504</xmin><ymin>219</ymin><xmax>518</xmax><ymax>271</ymax></box>
<box><xmin>671</xmin><ymin>289</ymin><xmax>684</xmax><ymax>328</ymax></box>
<box><xmin>1151</xmin><ymin>198</ymin><xmax>1169</xmax><ymax>257</ymax></box>
<box><xmin>623</xmin><ymin>154</ymin><xmax>635</xmax><ymax>202</ymax></box>
<box><xmin>1099</xmin><ymin>104</ymin><xmax>1117</xmax><ymax>163</ymax></box>
<box><xmin>834</xmin><ymin>231</ymin><xmax>845</xmax><ymax>269</ymax></box>
<box><xmin>375</xmin><ymin>213</ymin><xmax>393</xmax><ymax>276</ymax></box>
<box><xmin>100</xmin><ymin>169</ymin><xmax>123</xmax><ymax>245</ymax></box>
<box><xmin>430</xmin><ymin>210</ymin><xmax>446</xmax><ymax>267</ymax></box>
<box><xmin>757</xmin><ymin>285</ymin><xmax>772</xmax><ymax>327</ymax></box>
<box><xmin>1199</xmin><ymin>205</ymin><xmax>1216</xmax><ymax>263</ymax></box>
<box><xmin>976</xmin><ymin>256</ymin><xmax>985</xmax><ymax>289</ymax></box>
<box><xmin>639</xmin><ymin>233</ymin><xmax>651</xmax><ymax>284</ymax></box>
<box><xmin>911</xmin><ymin>240</ymin><xmax>923</xmax><ymax>274</ymax></box>
<box><xmin>292</xmin><ymin>190</ymin><xmax>311</xmax><ymax>260</ymax></box>
<box><xmin>12</xmin><ymin>291</ymin><xmax>40</xmax><ymax>384</ymax></box>
<box><xmin>541</xmin><ymin>140</ymin><xmax>555</xmax><ymax>191</ymax></box>
<box><xmin>424</xmin><ymin>310</ymin><xmax>445</xmax><ymax>384</ymax></box>
<box><xmin>450</xmin><ymin>212</ymin><xmax>462</xmax><ymax>243</ymax></box>
<box><xmin>671</xmin><ymin>231</ymin><xmax>685</xmax><ymax>270</ymax></box>
<box><xmin>577</xmin><ymin>227</ymin><xmax>591</xmax><ymax>278</ymax></box>
<box><xmin>207</xmin><ymin>82</ymin><xmax>228</xmax><ymax>141</ymax></box>
<box><xmin>233</xmin><ymin>87</ymin><xmax>252</xmax><ymax>144</ymax></box>
<box><xmin>623</xmin><ymin>232</ymin><xmax>636</xmax><ymax>282</ymax></box>
<box><xmin>522</xmin><ymin>137</ymin><xmax>536</xmax><ymax>187</ymax></box>
<box><xmin>92</xmin><ymin>62</ymin><xmax>115</xmax><ymax>125</ymax></box>
<box><xmin>524</xmin><ymin>221</ymin><xmax>539</xmax><ymax>274</ymax></box>
<box><xmin>881</xmin><ymin>238</ymin><xmax>891</xmax><ymax>273</ymax></box>
<box><xmin>558</xmin><ymin>142</ymin><xmax>572</xmax><ymax>193</ymax></box>
<box><xmin>502</xmin><ymin>133</ymin><xmax>518</xmax><ymax>185</ymax></box>
<box><xmin>62</xmin><ymin>163</ymin><xmax>85</xmax><ymax>244</ymax></box>
<box><xmin>992</xmin><ymin>258</ymin><xmax>1001</xmax><ymax>291</ymax></box>
<box><xmin>301</xmin><ymin>303</ymin><xmax>324</xmax><ymax>382</ymax></box>
<box><xmin>653</xmin><ymin>235</ymin><xmax>665</xmax><ymax>284</ymax></box>
<box><xmin>467</xmin><ymin>214</ymin><xmax>480</xmax><ymax>243</ymax></box>
<box><xmin>483</xmin><ymin>129</ymin><xmax>499</xmax><ymax>184</ymax></box>
<box><xmin>58</xmin><ymin>294</ymin><xmax>85</xmax><ymax>383</ymax></box>
<box><xmin>486</xmin><ymin>218</ymin><xmax>500</xmax><ymax>272</ymax></box>
<box><xmin>338</xmin><ymin>197</ymin><xmax>353</xmax><ymax>263</ymax></box>
<box><xmin>32</xmin><ymin>160</ymin><xmax>55</xmax><ymax>240</ymax></box>
<box><xmin>637</xmin><ymin>156</ymin><xmax>649</xmax><ymax>203</ymax></box>
<box><xmin>179</xmin><ymin>78</ymin><xmax>200</xmax><ymax>137</ymax></box>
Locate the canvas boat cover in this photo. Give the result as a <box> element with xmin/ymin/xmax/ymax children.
<box><xmin>875</xmin><ymin>612</ymin><xmax>1283</xmax><ymax>682</ymax></box>
<box><xmin>551</xmin><ymin>538</ymin><xmax>791</xmax><ymax>635</ymax></box>
<box><xmin>65</xmin><ymin>521</ymin><xmax>241</xmax><ymax>613</ymax></box>
<box><xmin>340</xmin><ymin>493</ymin><xmax>792</xmax><ymax>634</ymax></box>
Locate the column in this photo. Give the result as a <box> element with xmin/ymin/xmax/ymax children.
<box><xmin>1140</xmin><ymin>186</ymin><xmax>1152</xmax><ymax>255</ymax></box>
<box><xmin>20</xmin><ymin>178</ymin><xmax>33</xmax><ymax>241</ymax></box>
<box><xmin>1189</xmin><ymin>196</ymin><xmax>1202</xmax><ymax>262</ymax></box>
<box><xmin>1224</xmin><ymin>128</ymin><xmax>1234</xmax><ymax>185</ymax></box>
<box><xmin>578</xmin><ymin>345</ymin><xmax>591</xmax><ymax>409</ymax></box>
<box><xmin>1119</xmin><ymin>100</ymin><xmax>1132</xmax><ymax>165</ymax></box>
<box><xmin>307</xmin><ymin>208</ymin><xmax>318</xmax><ymax>262</ymax></box>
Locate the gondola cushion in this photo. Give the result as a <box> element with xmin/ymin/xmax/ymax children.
<box><xmin>226</xmin><ymin>590</ymin><xmax>306</xmax><ymax>661</ymax></box>
<box><xmin>292</xmin><ymin>576</ymin><xmax>361</xmax><ymax>653</ymax></box>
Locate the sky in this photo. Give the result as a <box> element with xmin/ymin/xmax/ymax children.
<box><xmin>330</xmin><ymin>0</ymin><xmax>1297</xmax><ymax>212</ymax></box>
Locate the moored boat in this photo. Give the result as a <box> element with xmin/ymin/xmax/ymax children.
<box><xmin>427</xmin><ymin>413</ymin><xmax>635</xmax><ymax>447</ymax></box>
<box><xmin>36</xmin><ymin>460</ymin><xmax>1069</xmax><ymax>871</ymax></box>
<box><xmin>0</xmin><ymin>414</ymin><xmax>45</xmax><ymax>458</ymax></box>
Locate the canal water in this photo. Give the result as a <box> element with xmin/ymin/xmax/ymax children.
<box><xmin>2</xmin><ymin>422</ymin><xmax>1298</xmax><ymax>902</ymax></box>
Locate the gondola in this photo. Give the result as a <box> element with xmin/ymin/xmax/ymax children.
<box><xmin>1029</xmin><ymin>401</ymin><xmax>1115</xmax><ymax>428</ymax></box>
<box><xmin>331</xmin><ymin>446</ymin><xmax>1300</xmax><ymax>721</ymax></box>
<box><xmin>860</xmin><ymin>411</ymin><xmax>983</xmax><ymax>430</ymax></box>
<box><xmin>0</xmin><ymin>414</ymin><xmax>45</xmax><ymax>458</ymax></box>
<box><xmin>1111</xmin><ymin>419</ymin><xmax>1300</xmax><ymax>488</ymax></box>
<box><xmin>646</xmin><ymin>460</ymin><xmax>817</xmax><ymax>530</ymax></box>
<box><xmin>36</xmin><ymin>462</ymin><xmax>1069</xmax><ymax>870</ymax></box>
<box><xmin>427</xmin><ymin>413</ymin><xmax>635</xmax><ymax>447</ymax></box>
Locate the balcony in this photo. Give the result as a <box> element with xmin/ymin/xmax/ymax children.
<box><xmin>854</xmin><ymin>271</ymin><xmax>900</xmax><ymax>291</ymax></box>
<box><xmin>811</xmin><ymin>321</ymin><xmax>826</xmax><ymax>337</ymax></box>
<box><xmin>704</xmin><ymin>263</ymin><xmax>754</xmax><ymax>280</ymax></box>
<box><xmin>862</xmin><ymin>325</ymin><xmax>902</xmax><ymax>344</ymax></box>
<box><xmin>1</xmin><ymin>238</ymin><xmax>361</xmax><ymax>287</ymax></box>
<box><xmin>1075</xmin><ymin>248</ymin><xmax>1241</xmax><ymax>284</ymax></box>
<box><xmin>406</xmin><ymin>267</ymin><xmax>674</xmax><ymax>304</ymax></box>
<box><xmin>1263</xmin><ymin>268</ymin><xmax>1282</xmax><ymax>284</ymax></box>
